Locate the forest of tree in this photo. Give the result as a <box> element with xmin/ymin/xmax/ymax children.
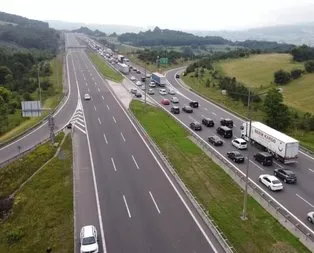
<box><xmin>291</xmin><ymin>45</ymin><xmax>314</xmax><ymax>62</ymax></box>
<box><xmin>72</xmin><ymin>26</ymin><xmax>106</xmax><ymax>37</ymax></box>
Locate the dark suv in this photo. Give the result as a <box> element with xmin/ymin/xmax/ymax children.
<box><xmin>171</xmin><ymin>106</ymin><xmax>180</xmax><ymax>114</ymax></box>
<box><xmin>254</xmin><ymin>152</ymin><xmax>273</xmax><ymax>166</ymax></box>
<box><xmin>216</xmin><ymin>126</ymin><xmax>233</xmax><ymax>138</ymax></box>
<box><xmin>202</xmin><ymin>117</ymin><xmax>214</xmax><ymax>127</ymax></box>
<box><xmin>220</xmin><ymin>118</ymin><xmax>233</xmax><ymax>128</ymax></box>
<box><xmin>189</xmin><ymin>101</ymin><xmax>199</xmax><ymax>108</ymax></box>
<box><xmin>274</xmin><ymin>168</ymin><xmax>297</xmax><ymax>184</ymax></box>
<box><xmin>208</xmin><ymin>136</ymin><xmax>223</xmax><ymax>146</ymax></box>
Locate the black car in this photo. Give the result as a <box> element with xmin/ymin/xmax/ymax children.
<box><xmin>220</xmin><ymin>118</ymin><xmax>233</xmax><ymax>128</ymax></box>
<box><xmin>216</xmin><ymin>126</ymin><xmax>233</xmax><ymax>138</ymax></box>
<box><xmin>141</xmin><ymin>77</ymin><xmax>146</xmax><ymax>82</ymax></box>
<box><xmin>189</xmin><ymin>101</ymin><xmax>199</xmax><ymax>108</ymax></box>
<box><xmin>182</xmin><ymin>105</ymin><xmax>193</xmax><ymax>113</ymax></box>
<box><xmin>171</xmin><ymin>106</ymin><xmax>180</xmax><ymax>114</ymax></box>
<box><xmin>254</xmin><ymin>152</ymin><xmax>273</xmax><ymax>166</ymax></box>
<box><xmin>66</xmin><ymin>122</ymin><xmax>72</xmax><ymax>129</ymax></box>
<box><xmin>137</xmin><ymin>70</ymin><xmax>141</xmax><ymax>74</ymax></box>
<box><xmin>227</xmin><ymin>151</ymin><xmax>245</xmax><ymax>163</ymax></box>
<box><xmin>175</xmin><ymin>74</ymin><xmax>180</xmax><ymax>78</ymax></box>
<box><xmin>274</xmin><ymin>169</ymin><xmax>297</xmax><ymax>183</ymax></box>
<box><xmin>135</xmin><ymin>93</ymin><xmax>142</xmax><ymax>98</ymax></box>
<box><xmin>190</xmin><ymin>121</ymin><xmax>202</xmax><ymax>131</ymax></box>
<box><xmin>202</xmin><ymin>117</ymin><xmax>214</xmax><ymax>127</ymax></box>
<box><xmin>208</xmin><ymin>136</ymin><xmax>223</xmax><ymax>146</ymax></box>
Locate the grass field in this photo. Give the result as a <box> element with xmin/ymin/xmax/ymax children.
<box><xmin>0</xmin><ymin>133</ymin><xmax>73</xmax><ymax>253</ymax></box>
<box><xmin>0</xmin><ymin>55</ymin><xmax>64</xmax><ymax>144</ymax></box>
<box><xmin>88</xmin><ymin>52</ymin><xmax>123</xmax><ymax>82</ymax></box>
<box><xmin>216</xmin><ymin>53</ymin><xmax>314</xmax><ymax>114</ymax></box>
<box><xmin>130</xmin><ymin>100</ymin><xmax>309</xmax><ymax>253</ymax></box>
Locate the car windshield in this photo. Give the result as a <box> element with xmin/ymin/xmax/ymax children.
<box><xmin>272</xmin><ymin>180</ymin><xmax>281</xmax><ymax>185</ymax></box>
<box><xmin>234</xmin><ymin>152</ymin><xmax>242</xmax><ymax>157</ymax></box>
<box><xmin>82</xmin><ymin>236</ymin><xmax>96</xmax><ymax>245</ymax></box>
<box><xmin>283</xmin><ymin>170</ymin><xmax>294</xmax><ymax>175</ymax></box>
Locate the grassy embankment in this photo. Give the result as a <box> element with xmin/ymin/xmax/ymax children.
<box><xmin>183</xmin><ymin>53</ymin><xmax>314</xmax><ymax>151</ymax></box>
<box><xmin>88</xmin><ymin>52</ymin><xmax>123</xmax><ymax>83</ymax></box>
<box><xmin>0</xmin><ymin>55</ymin><xmax>64</xmax><ymax>144</ymax></box>
<box><xmin>0</xmin><ymin>132</ymin><xmax>73</xmax><ymax>252</ymax></box>
<box><xmin>130</xmin><ymin>100</ymin><xmax>309</xmax><ymax>253</ymax></box>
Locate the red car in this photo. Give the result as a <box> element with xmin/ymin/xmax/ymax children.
<box><xmin>161</xmin><ymin>98</ymin><xmax>170</xmax><ymax>105</ymax></box>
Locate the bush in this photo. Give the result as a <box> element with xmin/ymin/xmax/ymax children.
<box><xmin>305</xmin><ymin>60</ymin><xmax>314</xmax><ymax>73</ymax></box>
<box><xmin>290</xmin><ymin>69</ymin><xmax>303</xmax><ymax>79</ymax></box>
<box><xmin>7</xmin><ymin>227</ymin><xmax>24</xmax><ymax>244</ymax></box>
<box><xmin>274</xmin><ymin>69</ymin><xmax>291</xmax><ymax>85</ymax></box>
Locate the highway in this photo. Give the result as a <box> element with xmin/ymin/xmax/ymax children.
<box><xmin>69</xmin><ymin>37</ymin><xmax>225</xmax><ymax>252</ymax></box>
<box><xmin>93</xmin><ymin>44</ymin><xmax>314</xmax><ymax>238</ymax></box>
<box><xmin>0</xmin><ymin>33</ymin><xmax>80</xmax><ymax>164</ymax></box>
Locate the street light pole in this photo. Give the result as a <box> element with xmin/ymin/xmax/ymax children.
<box><xmin>241</xmin><ymin>89</ymin><xmax>251</xmax><ymax>220</ymax></box>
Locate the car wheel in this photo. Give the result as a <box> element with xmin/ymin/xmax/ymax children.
<box><xmin>261</xmin><ymin>161</ymin><xmax>264</xmax><ymax>166</ymax></box>
<box><xmin>283</xmin><ymin>178</ymin><xmax>287</xmax><ymax>183</ymax></box>
<box><xmin>308</xmin><ymin>217</ymin><xmax>313</xmax><ymax>223</ymax></box>
<box><xmin>268</xmin><ymin>185</ymin><xmax>271</xmax><ymax>190</ymax></box>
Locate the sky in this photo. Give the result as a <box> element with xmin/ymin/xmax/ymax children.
<box><xmin>1</xmin><ymin>0</ymin><xmax>314</xmax><ymax>30</ymax></box>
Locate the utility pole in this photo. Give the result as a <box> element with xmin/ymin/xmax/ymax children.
<box><xmin>37</xmin><ymin>63</ymin><xmax>42</xmax><ymax>105</ymax></box>
<box><xmin>241</xmin><ymin>89</ymin><xmax>251</xmax><ymax>220</ymax></box>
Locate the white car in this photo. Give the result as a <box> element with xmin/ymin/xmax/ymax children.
<box><xmin>130</xmin><ymin>88</ymin><xmax>137</xmax><ymax>94</ymax></box>
<box><xmin>80</xmin><ymin>225</ymin><xmax>99</xmax><ymax>253</ymax></box>
<box><xmin>168</xmin><ymin>89</ymin><xmax>176</xmax><ymax>95</ymax></box>
<box><xmin>171</xmin><ymin>96</ymin><xmax>179</xmax><ymax>103</ymax></box>
<box><xmin>141</xmin><ymin>85</ymin><xmax>146</xmax><ymax>90</ymax></box>
<box><xmin>146</xmin><ymin>73</ymin><xmax>151</xmax><ymax>78</ymax></box>
<box><xmin>259</xmin><ymin>174</ymin><xmax>283</xmax><ymax>191</ymax></box>
<box><xmin>130</xmin><ymin>76</ymin><xmax>136</xmax><ymax>81</ymax></box>
<box><xmin>147</xmin><ymin>88</ymin><xmax>155</xmax><ymax>95</ymax></box>
<box><xmin>149</xmin><ymin>82</ymin><xmax>156</xmax><ymax>88</ymax></box>
<box><xmin>136</xmin><ymin>81</ymin><xmax>142</xmax><ymax>86</ymax></box>
<box><xmin>307</xmin><ymin>211</ymin><xmax>314</xmax><ymax>223</ymax></box>
<box><xmin>84</xmin><ymin>94</ymin><xmax>91</xmax><ymax>100</ymax></box>
<box><xmin>231</xmin><ymin>138</ymin><xmax>247</xmax><ymax>150</ymax></box>
<box><xmin>159</xmin><ymin>88</ymin><xmax>167</xmax><ymax>95</ymax></box>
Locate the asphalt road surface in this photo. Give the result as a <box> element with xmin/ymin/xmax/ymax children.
<box><xmin>95</xmin><ymin>44</ymin><xmax>314</xmax><ymax>238</ymax></box>
<box><xmin>0</xmin><ymin>33</ymin><xmax>80</xmax><ymax>164</ymax></box>
<box><xmin>70</xmin><ymin>39</ymin><xmax>226</xmax><ymax>252</ymax></box>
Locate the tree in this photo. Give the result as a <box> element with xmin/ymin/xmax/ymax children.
<box><xmin>0</xmin><ymin>86</ymin><xmax>11</xmax><ymax>103</ymax></box>
<box><xmin>205</xmin><ymin>78</ymin><xmax>210</xmax><ymax>88</ymax></box>
<box><xmin>263</xmin><ymin>88</ymin><xmax>291</xmax><ymax>131</ymax></box>
<box><xmin>290</xmin><ymin>69</ymin><xmax>303</xmax><ymax>79</ymax></box>
<box><xmin>0</xmin><ymin>66</ymin><xmax>12</xmax><ymax>84</ymax></box>
<box><xmin>274</xmin><ymin>70</ymin><xmax>291</xmax><ymax>85</ymax></box>
<box><xmin>304</xmin><ymin>60</ymin><xmax>314</xmax><ymax>73</ymax></box>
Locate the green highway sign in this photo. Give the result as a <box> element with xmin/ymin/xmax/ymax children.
<box><xmin>159</xmin><ymin>57</ymin><xmax>168</xmax><ymax>65</ymax></box>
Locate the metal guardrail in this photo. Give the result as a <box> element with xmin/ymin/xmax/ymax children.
<box><xmin>151</xmin><ymin>99</ymin><xmax>314</xmax><ymax>250</ymax></box>
<box><xmin>0</xmin><ymin>56</ymin><xmax>68</xmax><ymax>149</ymax></box>
<box><xmin>128</xmin><ymin>109</ymin><xmax>236</xmax><ymax>253</ymax></box>
<box><xmin>0</xmin><ymin>128</ymin><xmax>64</xmax><ymax>168</ymax></box>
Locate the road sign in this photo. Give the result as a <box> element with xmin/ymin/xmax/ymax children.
<box><xmin>21</xmin><ymin>101</ymin><xmax>41</xmax><ymax>117</ymax></box>
<box><xmin>159</xmin><ymin>57</ymin><xmax>168</xmax><ymax>65</ymax></box>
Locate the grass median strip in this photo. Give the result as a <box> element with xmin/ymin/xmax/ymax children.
<box><xmin>88</xmin><ymin>52</ymin><xmax>123</xmax><ymax>83</ymax></box>
<box><xmin>0</xmin><ymin>133</ymin><xmax>73</xmax><ymax>252</ymax></box>
<box><xmin>130</xmin><ymin>100</ymin><xmax>309</xmax><ymax>253</ymax></box>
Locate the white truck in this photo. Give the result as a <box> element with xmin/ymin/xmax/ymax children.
<box><xmin>151</xmin><ymin>72</ymin><xmax>166</xmax><ymax>87</ymax></box>
<box><xmin>117</xmin><ymin>63</ymin><xmax>129</xmax><ymax>74</ymax></box>
<box><xmin>241</xmin><ymin>121</ymin><xmax>299</xmax><ymax>164</ymax></box>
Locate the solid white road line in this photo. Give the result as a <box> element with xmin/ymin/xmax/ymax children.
<box><xmin>98</xmin><ymin>87</ymin><xmax>100</xmax><ymax>92</ymax></box>
<box><xmin>102</xmin><ymin>95</ymin><xmax>104</xmax><ymax>100</ymax></box>
<box><xmin>103</xmin><ymin>133</ymin><xmax>108</xmax><ymax>144</ymax></box>
<box><xmin>94</xmin><ymin>105</ymin><xmax>97</xmax><ymax>111</ymax></box>
<box><xmin>113</xmin><ymin>116</ymin><xmax>117</xmax><ymax>123</ymax></box>
<box><xmin>98</xmin><ymin>117</ymin><xmax>101</xmax><ymax>125</ymax></box>
<box><xmin>212</xmin><ymin>112</ymin><xmax>216</xmax><ymax>115</ymax></box>
<box><xmin>75</xmin><ymin>125</ymin><xmax>86</xmax><ymax>134</ymax></box>
<box><xmin>249</xmin><ymin>160</ymin><xmax>264</xmax><ymax>171</ymax></box>
<box><xmin>123</xmin><ymin>195</ymin><xmax>132</xmax><ymax>218</ymax></box>
<box><xmin>121</xmin><ymin>132</ymin><xmax>126</xmax><ymax>142</ymax></box>
<box><xmin>309</xmin><ymin>168</ymin><xmax>314</xmax><ymax>173</ymax></box>
<box><xmin>111</xmin><ymin>157</ymin><xmax>117</xmax><ymax>172</ymax></box>
<box><xmin>131</xmin><ymin>155</ymin><xmax>140</xmax><ymax>169</ymax></box>
<box><xmin>106</xmin><ymin>104</ymin><xmax>110</xmax><ymax>110</ymax></box>
<box><xmin>296</xmin><ymin>194</ymin><xmax>314</xmax><ymax>208</ymax></box>
<box><xmin>149</xmin><ymin>191</ymin><xmax>161</xmax><ymax>214</ymax></box>
<box><xmin>274</xmin><ymin>161</ymin><xmax>284</xmax><ymax>168</ymax></box>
